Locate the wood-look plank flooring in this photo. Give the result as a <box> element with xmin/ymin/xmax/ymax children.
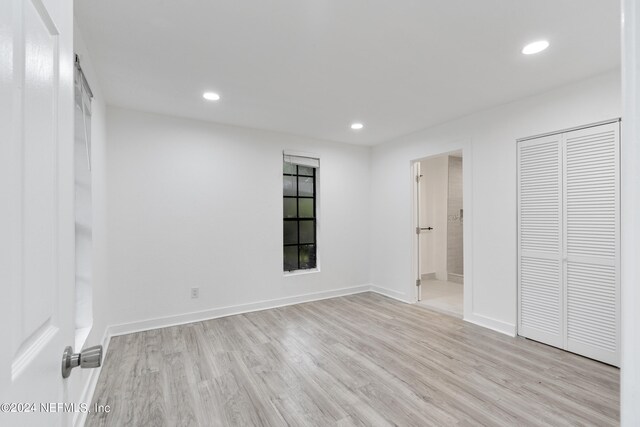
<box><xmin>87</xmin><ymin>292</ymin><xmax>619</xmax><ymax>426</ymax></box>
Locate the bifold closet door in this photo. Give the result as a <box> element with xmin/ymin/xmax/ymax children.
<box><xmin>518</xmin><ymin>122</ymin><xmax>620</xmax><ymax>366</ymax></box>
<box><xmin>517</xmin><ymin>134</ymin><xmax>564</xmax><ymax>348</ymax></box>
<box><xmin>564</xmin><ymin>123</ymin><xmax>620</xmax><ymax>366</ymax></box>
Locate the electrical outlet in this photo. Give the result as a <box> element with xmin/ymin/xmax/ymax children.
<box><xmin>190</xmin><ymin>287</ymin><xmax>199</xmax><ymax>299</ymax></box>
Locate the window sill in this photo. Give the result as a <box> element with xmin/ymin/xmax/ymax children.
<box><xmin>284</xmin><ymin>268</ymin><xmax>320</xmax><ymax>277</ymax></box>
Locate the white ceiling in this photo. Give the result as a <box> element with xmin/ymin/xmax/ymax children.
<box><xmin>76</xmin><ymin>1</ymin><xmax>620</xmax><ymax>145</ymax></box>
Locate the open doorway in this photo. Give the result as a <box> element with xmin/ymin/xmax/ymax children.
<box><xmin>415</xmin><ymin>152</ymin><xmax>464</xmax><ymax>317</ymax></box>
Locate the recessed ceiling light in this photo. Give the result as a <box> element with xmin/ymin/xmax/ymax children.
<box><xmin>351</xmin><ymin>123</ymin><xmax>364</xmax><ymax>130</ymax></box>
<box><xmin>203</xmin><ymin>92</ymin><xmax>220</xmax><ymax>101</ymax></box>
<box><xmin>522</xmin><ymin>40</ymin><xmax>549</xmax><ymax>55</ymax></box>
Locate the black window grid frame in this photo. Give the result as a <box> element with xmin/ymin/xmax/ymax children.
<box><xmin>283</xmin><ymin>165</ymin><xmax>317</xmax><ymax>271</ymax></box>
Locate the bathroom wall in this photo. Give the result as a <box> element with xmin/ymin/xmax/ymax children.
<box><xmin>419</xmin><ymin>156</ymin><xmax>448</xmax><ymax>280</ymax></box>
<box><xmin>447</xmin><ymin>156</ymin><xmax>463</xmax><ymax>280</ymax></box>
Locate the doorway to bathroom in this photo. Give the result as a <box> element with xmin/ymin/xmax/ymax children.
<box><xmin>414</xmin><ymin>151</ymin><xmax>464</xmax><ymax>317</ymax></box>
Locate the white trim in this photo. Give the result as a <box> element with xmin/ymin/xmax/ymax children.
<box><xmin>105</xmin><ymin>285</ymin><xmax>511</xmax><ymax>338</ymax></box>
<box><xmin>283</xmin><ymin>267</ymin><xmax>320</xmax><ymax>277</ymax></box>
<box><xmin>516</xmin><ymin>118</ymin><xmax>621</xmax><ymax>143</ymax></box>
<box><xmin>282</xmin><ymin>149</ymin><xmax>320</xmax><ymax>159</ymax></box>
<box><xmin>621</xmin><ymin>0</ymin><xmax>640</xmax><ymax>421</ymax></box>
<box><xmin>465</xmin><ymin>313</ymin><xmax>517</xmax><ymax>337</ymax></box>
<box><xmin>283</xmin><ymin>150</ymin><xmax>320</xmax><ymax>167</ymax></box>
<box><xmin>73</xmin><ymin>328</ymin><xmax>112</xmax><ymax>427</ymax></box>
<box><xmin>284</xmin><ymin>155</ymin><xmax>319</xmax><ymax>168</ymax></box>
<box><xmin>108</xmin><ymin>285</ymin><xmax>371</xmax><ymax>337</ymax></box>
<box><xmin>463</xmin><ymin>142</ymin><xmax>474</xmax><ymax>319</ymax></box>
<box><xmin>369</xmin><ymin>285</ymin><xmax>412</xmax><ymax>303</ymax></box>
<box><xmin>409</xmin><ymin>140</ymin><xmax>474</xmax><ymax>322</ymax></box>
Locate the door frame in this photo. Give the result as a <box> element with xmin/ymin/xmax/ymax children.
<box><xmin>410</xmin><ymin>139</ymin><xmax>473</xmax><ymax>321</ymax></box>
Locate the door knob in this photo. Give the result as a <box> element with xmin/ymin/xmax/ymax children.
<box><xmin>61</xmin><ymin>345</ymin><xmax>103</xmax><ymax>378</ymax></box>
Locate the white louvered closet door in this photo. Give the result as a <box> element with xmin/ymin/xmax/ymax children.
<box><xmin>518</xmin><ymin>134</ymin><xmax>564</xmax><ymax>348</ymax></box>
<box><xmin>564</xmin><ymin>123</ymin><xmax>620</xmax><ymax>366</ymax></box>
<box><xmin>518</xmin><ymin>121</ymin><xmax>620</xmax><ymax>366</ymax></box>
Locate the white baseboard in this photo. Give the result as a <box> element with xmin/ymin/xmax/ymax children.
<box><xmin>369</xmin><ymin>285</ymin><xmax>412</xmax><ymax>303</ymax></box>
<box><xmin>108</xmin><ymin>284</ymin><xmax>371</xmax><ymax>337</ymax></box>
<box><xmin>73</xmin><ymin>328</ymin><xmax>112</xmax><ymax>427</ymax></box>
<box><xmin>464</xmin><ymin>313</ymin><xmax>516</xmax><ymax>337</ymax></box>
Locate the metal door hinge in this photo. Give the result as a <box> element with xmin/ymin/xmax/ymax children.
<box><xmin>416</xmin><ymin>279</ymin><xmax>421</xmax><ymax>287</ymax></box>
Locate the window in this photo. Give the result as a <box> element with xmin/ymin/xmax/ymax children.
<box><xmin>283</xmin><ymin>153</ymin><xmax>318</xmax><ymax>271</ymax></box>
<box><xmin>74</xmin><ymin>55</ymin><xmax>94</xmax><ymax>350</ymax></box>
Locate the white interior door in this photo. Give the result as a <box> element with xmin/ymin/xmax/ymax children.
<box><xmin>414</xmin><ymin>161</ymin><xmax>422</xmax><ymax>301</ymax></box>
<box><xmin>518</xmin><ymin>134</ymin><xmax>564</xmax><ymax>349</ymax></box>
<box><xmin>0</xmin><ymin>0</ymin><xmax>76</xmax><ymax>425</ymax></box>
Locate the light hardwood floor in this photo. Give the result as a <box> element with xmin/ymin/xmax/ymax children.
<box><xmin>87</xmin><ymin>292</ymin><xmax>619</xmax><ymax>426</ymax></box>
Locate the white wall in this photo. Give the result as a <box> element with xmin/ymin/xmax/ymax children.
<box><xmin>370</xmin><ymin>70</ymin><xmax>621</xmax><ymax>334</ymax></box>
<box><xmin>105</xmin><ymin>107</ymin><xmax>371</xmax><ymax>328</ymax></box>
<box><xmin>419</xmin><ymin>156</ymin><xmax>448</xmax><ymax>279</ymax></box>
<box><xmin>621</xmin><ymin>0</ymin><xmax>640</xmax><ymax>423</ymax></box>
